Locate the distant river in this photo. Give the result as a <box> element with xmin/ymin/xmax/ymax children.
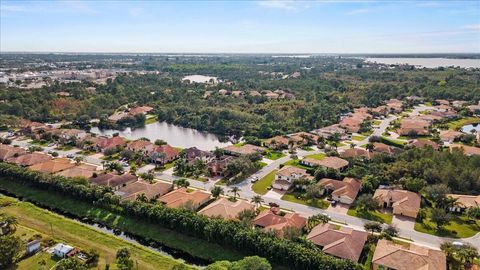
<box><xmin>462</xmin><ymin>123</ymin><xmax>480</xmax><ymax>133</ymax></box>
<box><xmin>90</xmin><ymin>122</ymin><xmax>231</xmax><ymax>151</ymax></box>
<box><xmin>365</xmin><ymin>58</ymin><xmax>480</xmax><ymax>68</ymax></box>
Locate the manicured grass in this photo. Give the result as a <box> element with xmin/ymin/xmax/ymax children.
<box><xmin>257</xmin><ymin>161</ymin><xmax>267</xmax><ymax>168</ymax></box>
<box><xmin>1</xmin><ymin>195</ymin><xmax>189</xmax><ymax>270</ymax></box>
<box><xmin>360</xmin><ymin>130</ymin><xmax>373</xmax><ymax>136</ymax></box>
<box><xmin>304</xmin><ymin>153</ymin><xmax>325</xmax><ymax>160</ymax></box>
<box><xmin>252</xmin><ymin>170</ymin><xmax>277</xmax><ymax>195</ymax></box>
<box><xmin>347</xmin><ymin>208</ymin><xmax>393</xmax><ymax>224</ymax></box>
<box><xmin>157</xmin><ymin>161</ymin><xmax>175</xmax><ymax>171</ymax></box>
<box><xmin>282</xmin><ymin>159</ymin><xmax>311</xmax><ymax>170</ymax></box>
<box><xmin>173</xmin><ymin>147</ymin><xmax>184</xmax><ymax>152</ymax></box>
<box><xmin>15</xmin><ymin>251</ymin><xmax>59</xmax><ymax>270</ymax></box>
<box><xmin>424</xmin><ymin>101</ymin><xmax>433</xmax><ymax>106</ymax></box>
<box><xmin>145</xmin><ymin>116</ymin><xmax>158</xmax><ymax>125</ymax></box>
<box><xmin>446</xmin><ymin>117</ymin><xmax>480</xmax><ymax>131</ymax></box>
<box><xmin>380</xmin><ymin>136</ymin><xmax>407</xmax><ymax>147</ymax></box>
<box><xmin>300</xmin><ymin>146</ymin><xmax>314</xmax><ymax>151</ymax></box>
<box><xmin>281</xmin><ymin>193</ymin><xmax>329</xmax><ymax>209</ymax></box>
<box><xmin>0</xmin><ymin>178</ymin><xmax>246</xmax><ymax>263</ymax></box>
<box><xmin>372</xmin><ymin>120</ymin><xmax>382</xmax><ymax>126</ymax></box>
<box><xmin>352</xmin><ymin>135</ymin><xmax>366</xmax><ymax>141</ymax></box>
<box><xmin>361</xmin><ymin>244</ymin><xmax>375</xmax><ymax>270</ymax></box>
<box><xmin>414</xmin><ymin>208</ymin><xmax>480</xmax><ymax>238</ymax></box>
<box><xmin>55</xmin><ymin>145</ymin><xmax>74</xmax><ymax>151</ymax></box>
<box><xmin>264</xmin><ymin>151</ymin><xmax>286</xmax><ymax>160</ymax></box>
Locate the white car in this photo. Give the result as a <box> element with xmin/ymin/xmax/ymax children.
<box><xmin>250</xmin><ymin>176</ymin><xmax>259</xmax><ymax>183</ymax></box>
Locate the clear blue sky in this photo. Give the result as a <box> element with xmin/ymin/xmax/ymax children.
<box><xmin>1</xmin><ymin>0</ymin><xmax>479</xmax><ymax>53</ymax></box>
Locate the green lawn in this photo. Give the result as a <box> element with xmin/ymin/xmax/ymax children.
<box><xmin>414</xmin><ymin>209</ymin><xmax>480</xmax><ymax>238</ymax></box>
<box><xmin>252</xmin><ymin>170</ymin><xmax>277</xmax><ymax>195</ymax></box>
<box><xmin>424</xmin><ymin>101</ymin><xmax>433</xmax><ymax>106</ymax></box>
<box><xmin>352</xmin><ymin>135</ymin><xmax>366</xmax><ymax>141</ymax></box>
<box><xmin>282</xmin><ymin>159</ymin><xmax>311</xmax><ymax>170</ymax></box>
<box><xmin>257</xmin><ymin>161</ymin><xmax>267</xmax><ymax>168</ymax></box>
<box><xmin>15</xmin><ymin>252</ymin><xmax>60</xmax><ymax>270</ymax></box>
<box><xmin>372</xmin><ymin>120</ymin><xmax>382</xmax><ymax>126</ymax></box>
<box><xmin>304</xmin><ymin>153</ymin><xmax>325</xmax><ymax>160</ymax></box>
<box><xmin>360</xmin><ymin>130</ymin><xmax>373</xmax><ymax>136</ymax></box>
<box><xmin>361</xmin><ymin>244</ymin><xmax>375</xmax><ymax>270</ymax></box>
<box><xmin>55</xmin><ymin>145</ymin><xmax>74</xmax><ymax>151</ymax></box>
<box><xmin>446</xmin><ymin>117</ymin><xmax>480</xmax><ymax>131</ymax></box>
<box><xmin>264</xmin><ymin>151</ymin><xmax>286</xmax><ymax>160</ymax></box>
<box><xmin>347</xmin><ymin>208</ymin><xmax>393</xmax><ymax>224</ymax></box>
<box><xmin>1</xmin><ymin>195</ymin><xmax>190</xmax><ymax>270</ymax></box>
<box><xmin>156</xmin><ymin>161</ymin><xmax>175</xmax><ymax>171</ymax></box>
<box><xmin>380</xmin><ymin>136</ymin><xmax>408</xmax><ymax>147</ymax></box>
<box><xmin>145</xmin><ymin>116</ymin><xmax>158</xmax><ymax>125</ymax></box>
<box><xmin>0</xmin><ymin>178</ymin><xmax>246</xmax><ymax>263</ymax></box>
<box><xmin>281</xmin><ymin>193</ymin><xmax>329</xmax><ymax>209</ymax></box>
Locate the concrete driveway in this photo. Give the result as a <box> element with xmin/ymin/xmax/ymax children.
<box><xmin>264</xmin><ymin>189</ymin><xmax>285</xmax><ymax>200</ymax></box>
<box><xmin>326</xmin><ymin>202</ymin><xmax>350</xmax><ymax>215</ymax></box>
<box><xmin>392</xmin><ymin>215</ymin><xmax>416</xmax><ymax>230</ymax></box>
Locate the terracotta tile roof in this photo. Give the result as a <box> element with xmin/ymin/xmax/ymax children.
<box><xmin>373</xmin><ymin>189</ymin><xmax>421</xmax><ymax>217</ymax></box>
<box><xmin>223</xmin><ymin>144</ymin><xmax>265</xmax><ymax>155</ymax></box>
<box><xmin>117</xmin><ymin>180</ymin><xmax>172</xmax><ymax>201</ymax></box>
<box><xmin>129</xmin><ymin>106</ymin><xmax>153</xmax><ymax>115</ymax></box>
<box><xmin>372</xmin><ymin>143</ymin><xmax>401</xmax><ymax>155</ymax></box>
<box><xmin>126</xmin><ymin>140</ymin><xmax>153</xmax><ymax>152</ymax></box>
<box><xmin>276</xmin><ymin>166</ymin><xmax>309</xmax><ymax>178</ymax></box>
<box><xmin>29</xmin><ymin>158</ymin><xmax>75</xmax><ymax>174</ymax></box>
<box><xmin>254</xmin><ymin>209</ymin><xmax>306</xmax><ymax>237</ymax></box>
<box><xmin>264</xmin><ymin>136</ymin><xmax>290</xmax><ymax>146</ymax></box>
<box><xmin>372</xmin><ymin>240</ymin><xmax>446</xmax><ymax>270</ymax></box>
<box><xmin>0</xmin><ymin>144</ymin><xmax>27</xmax><ymax>161</ymax></box>
<box><xmin>289</xmin><ymin>132</ymin><xmax>320</xmax><ymax>144</ymax></box>
<box><xmin>97</xmin><ymin>136</ymin><xmax>126</xmax><ymax>150</ymax></box>
<box><xmin>307</xmin><ymin>223</ymin><xmax>368</xmax><ymax>262</ymax></box>
<box><xmin>439</xmin><ymin>130</ymin><xmax>463</xmax><ymax>141</ymax></box>
<box><xmin>447</xmin><ymin>194</ymin><xmax>480</xmax><ymax>209</ymax></box>
<box><xmin>317</xmin><ymin>177</ymin><xmax>361</xmax><ymax>201</ymax></box>
<box><xmin>89</xmin><ymin>173</ymin><xmax>138</xmax><ymax>188</ymax></box>
<box><xmin>6</xmin><ymin>152</ymin><xmax>52</xmax><ymax>166</ymax></box>
<box><xmin>340</xmin><ymin>148</ymin><xmax>375</xmax><ymax>159</ymax></box>
<box><xmin>198</xmin><ymin>197</ymin><xmax>255</xmax><ymax>219</ymax></box>
<box><xmin>450</xmin><ymin>144</ymin><xmax>480</xmax><ymax>156</ymax></box>
<box><xmin>158</xmin><ymin>188</ymin><xmax>211</xmax><ymax>209</ymax></box>
<box><xmin>408</xmin><ymin>139</ymin><xmax>439</xmax><ymax>150</ymax></box>
<box><xmin>303</xmin><ymin>156</ymin><xmax>349</xmax><ymax>170</ymax></box>
<box><xmin>152</xmin><ymin>144</ymin><xmax>179</xmax><ymax>160</ymax></box>
<box><xmin>55</xmin><ymin>164</ymin><xmax>97</xmax><ymax>178</ymax></box>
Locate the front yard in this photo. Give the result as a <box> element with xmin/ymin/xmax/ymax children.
<box><xmin>281</xmin><ymin>193</ymin><xmax>329</xmax><ymax>209</ymax></box>
<box><xmin>304</xmin><ymin>153</ymin><xmax>325</xmax><ymax>160</ymax></box>
<box><xmin>264</xmin><ymin>151</ymin><xmax>286</xmax><ymax>160</ymax></box>
<box><xmin>282</xmin><ymin>159</ymin><xmax>311</xmax><ymax>170</ymax></box>
<box><xmin>347</xmin><ymin>208</ymin><xmax>393</xmax><ymax>224</ymax></box>
<box><xmin>252</xmin><ymin>170</ymin><xmax>277</xmax><ymax>195</ymax></box>
<box><xmin>414</xmin><ymin>208</ymin><xmax>480</xmax><ymax>238</ymax></box>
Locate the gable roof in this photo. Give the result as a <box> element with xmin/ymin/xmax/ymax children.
<box><xmin>29</xmin><ymin>158</ymin><xmax>75</xmax><ymax>174</ymax></box>
<box><xmin>0</xmin><ymin>144</ymin><xmax>27</xmax><ymax>161</ymax></box>
<box><xmin>127</xmin><ymin>140</ymin><xmax>153</xmax><ymax>152</ymax></box>
<box><xmin>198</xmin><ymin>197</ymin><xmax>255</xmax><ymax>219</ymax></box>
<box><xmin>276</xmin><ymin>166</ymin><xmax>308</xmax><ymax>177</ymax></box>
<box><xmin>317</xmin><ymin>177</ymin><xmax>361</xmax><ymax>201</ymax></box>
<box><xmin>97</xmin><ymin>136</ymin><xmax>126</xmax><ymax>149</ymax></box>
<box><xmin>447</xmin><ymin>194</ymin><xmax>480</xmax><ymax>209</ymax></box>
<box><xmin>307</xmin><ymin>223</ymin><xmax>368</xmax><ymax>262</ymax></box>
<box><xmin>6</xmin><ymin>152</ymin><xmax>52</xmax><ymax>166</ymax></box>
<box><xmin>89</xmin><ymin>173</ymin><xmax>138</xmax><ymax>188</ymax></box>
<box><xmin>158</xmin><ymin>188</ymin><xmax>210</xmax><ymax>209</ymax></box>
<box><xmin>55</xmin><ymin>163</ymin><xmax>97</xmax><ymax>178</ymax></box>
<box><xmin>372</xmin><ymin>240</ymin><xmax>446</xmax><ymax>270</ymax></box>
<box><xmin>408</xmin><ymin>139</ymin><xmax>439</xmax><ymax>150</ymax></box>
<box><xmin>117</xmin><ymin>180</ymin><xmax>172</xmax><ymax>201</ymax></box>
<box><xmin>254</xmin><ymin>209</ymin><xmax>306</xmax><ymax>236</ymax></box>
<box><xmin>223</xmin><ymin>144</ymin><xmax>265</xmax><ymax>155</ymax></box>
<box><xmin>152</xmin><ymin>144</ymin><xmax>179</xmax><ymax>160</ymax></box>
<box><xmin>373</xmin><ymin>189</ymin><xmax>421</xmax><ymax>216</ymax></box>
<box><xmin>303</xmin><ymin>156</ymin><xmax>349</xmax><ymax>170</ymax></box>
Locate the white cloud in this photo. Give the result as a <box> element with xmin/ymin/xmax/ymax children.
<box><xmin>345</xmin><ymin>8</ymin><xmax>373</xmax><ymax>15</ymax></box>
<box><xmin>463</xmin><ymin>24</ymin><xmax>480</xmax><ymax>31</ymax></box>
<box><xmin>257</xmin><ymin>0</ymin><xmax>311</xmax><ymax>11</ymax></box>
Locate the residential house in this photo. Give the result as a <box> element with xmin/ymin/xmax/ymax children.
<box><xmin>19</xmin><ymin>120</ymin><xmax>50</xmax><ymax>135</ymax></box>
<box><xmin>158</xmin><ymin>187</ymin><xmax>211</xmax><ymax>210</ymax></box>
<box><xmin>435</xmin><ymin>99</ymin><xmax>450</xmax><ymax>106</ymax></box>
<box><xmin>126</xmin><ymin>140</ymin><xmax>154</xmax><ymax>154</ymax></box>
<box><xmin>26</xmin><ymin>239</ymin><xmax>41</xmax><ymax>254</ymax></box>
<box><xmin>372</xmin><ymin>142</ymin><xmax>402</xmax><ymax>155</ymax></box>
<box><xmin>439</xmin><ymin>130</ymin><xmax>463</xmax><ymax>144</ymax></box>
<box><xmin>253</xmin><ymin>207</ymin><xmax>306</xmax><ymax>237</ymax></box>
<box><xmin>29</xmin><ymin>158</ymin><xmax>75</xmax><ymax>174</ymax></box>
<box><xmin>207</xmin><ymin>156</ymin><xmax>234</xmax><ymax>176</ymax></box>
<box><xmin>289</xmin><ymin>132</ymin><xmax>320</xmax><ymax>146</ymax></box>
<box><xmin>313</xmin><ymin>124</ymin><xmax>348</xmax><ymax>140</ymax></box>
<box><xmin>129</xmin><ymin>106</ymin><xmax>153</xmax><ymax>115</ymax></box>
<box><xmin>116</xmin><ymin>180</ymin><xmax>173</xmax><ymax>201</ymax></box>
<box><xmin>372</xmin><ymin>239</ymin><xmax>446</xmax><ymax>270</ymax></box>
<box><xmin>397</xmin><ymin>118</ymin><xmax>430</xmax><ymax>136</ymax></box>
<box><xmin>317</xmin><ymin>177</ymin><xmax>361</xmax><ymax>204</ymax></box>
<box><xmin>385</xmin><ymin>99</ymin><xmax>403</xmax><ymax>113</ymax></box>
<box><xmin>150</xmin><ymin>144</ymin><xmax>179</xmax><ymax>164</ymax></box>
<box><xmin>182</xmin><ymin>147</ymin><xmax>213</xmax><ymax>164</ymax></box>
<box><xmin>231</xmin><ymin>90</ymin><xmax>243</xmax><ymax>97</ymax></box>
<box><xmin>468</xmin><ymin>103</ymin><xmax>480</xmax><ymax>115</ymax></box>
<box><xmin>94</xmin><ymin>136</ymin><xmax>126</xmax><ymax>152</ymax></box>
<box><xmin>452</xmin><ymin>100</ymin><xmax>467</xmax><ymax>108</ymax></box>
<box><xmin>89</xmin><ymin>173</ymin><xmax>138</xmax><ymax>190</ymax></box>
<box><xmin>6</xmin><ymin>152</ymin><xmax>52</xmax><ymax>167</ymax></box>
<box><xmin>340</xmin><ymin>148</ymin><xmax>374</xmax><ymax>160</ymax></box>
<box><xmin>198</xmin><ymin>197</ymin><xmax>255</xmax><ymax>219</ymax></box>
<box><xmin>408</xmin><ymin>139</ymin><xmax>439</xmax><ymax>150</ymax></box>
<box><xmin>306</xmin><ymin>223</ymin><xmax>368</xmax><ymax>262</ymax></box>
<box><xmin>447</xmin><ymin>194</ymin><xmax>480</xmax><ymax>213</ymax></box>
<box><xmin>263</xmin><ymin>136</ymin><xmax>290</xmax><ymax>149</ymax></box>
<box><xmin>249</xmin><ymin>90</ymin><xmax>262</xmax><ymax>97</ymax></box>
<box><xmin>55</xmin><ymin>163</ymin><xmax>97</xmax><ymax>179</ymax></box>
<box><xmin>59</xmin><ymin>129</ymin><xmax>87</xmax><ymax>144</ymax></box>
<box><xmin>272</xmin><ymin>166</ymin><xmax>312</xmax><ymax>190</ymax></box>
<box><xmin>223</xmin><ymin>144</ymin><xmax>265</xmax><ymax>156</ymax></box>
<box><xmin>264</xmin><ymin>91</ymin><xmax>279</xmax><ymax>99</ymax></box>
<box><xmin>450</xmin><ymin>144</ymin><xmax>480</xmax><ymax>156</ymax></box>
<box><xmin>0</xmin><ymin>144</ymin><xmax>26</xmax><ymax>161</ymax></box>
<box><xmin>53</xmin><ymin>243</ymin><xmax>74</xmax><ymax>258</ymax></box>
<box><xmin>301</xmin><ymin>156</ymin><xmax>349</xmax><ymax>171</ymax></box>
<box><xmin>373</xmin><ymin>188</ymin><xmax>421</xmax><ymax>218</ymax></box>
<box><xmin>218</xmin><ymin>89</ymin><xmax>228</xmax><ymax>95</ymax></box>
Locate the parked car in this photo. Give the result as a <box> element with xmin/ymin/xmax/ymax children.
<box><xmin>331</xmin><ymin>200</ymin><xmax>337</xmax><ymax>207</ymax></box>
<box><xmin>66</xmin><ymin>153</ymin><xmax>75</xmax><ymax>158</ymax></box>
<box><xmin>250</xmin><ymin>176</ymin><xmax>259</xmax><ymax>183</ymax></box>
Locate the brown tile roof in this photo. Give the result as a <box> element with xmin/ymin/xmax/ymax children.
<box><xmin>0</xmin><ymin>144</ymin><xmax>27</xmax><ymax>161</ymax></box>
<box><xmin>6</xmin><ymin>152</ymin><xmax>52</xmax><ymax>166</ymax></box>
<box><xmin>129</xmin><ymin>106</ymin><xmax>153</xmax><ymax>115</ymax></box>
<box><xmin>89</xmin><ymin>173</ymin><xmax>138</xmax><ymax>188</ymax></box>
<box><xmin>447</xmin><ymin>194</ymin><xmax>480</xmax><ymax>209</ymax></box>
<box><xmin>439</xmin><ymin>130</ymin><xmax>463</xmax><ymax>141</ymax></box>
<box><xmin>97</xmin><ymin>136</ymin><xmax>126</xmax><ymax>150</ymax></box>
<box><xmin>317</xmin><ymin>177</ymin><xmax>361</xmax><ymax>201</ymax></box>
<box><xmin>29</xmin><ymin>158</ymin><xmax>75</xmax><ymax>174</ymax></box>
<box><xmin>117</xmin><ymin>180</ymin><xmax>172</xmax><ymax>201</ymax></box>
<box><xmin>340</xmin><ymin>148</ymin><xmax>375</xmax><ymax>159</ymax></box>
<box><xmin>450</xmin><ymin>144</ymin><xmax>480</xmax><ymax>156</ymax></box>
<box><xmin>152</xmin><ymin>144</ymin><xmax>179</xmax><ymax>161</ymax></box>
<box><xmin>289</xmin><ymin>132</ymin><xmax>320</xmax><ymax>144</ymax></box>
<box><xmin>55</xmin><ymin>164</ymin><xmax>97</xmax><ymax>178</ymax></box>
<box><xmin>126</xmin><ymin>140</ymin><xmax>153</xmax><ymax>152</ymax></box>
<box><xmin>158</xmin><ymin>188</ymin><xmax>211</xmax><ymax>209</ymax></box>
<box><xmin>276</xmin><ymin>166</ymin><xmax>308</xmax><ymax>177</ymax></box>
<box><xmin>373</xmin><ymin>189</ymin><xmax>421</xmax><ymax>217</ymax></box>
<box><xmin>372</xmin><ymin>143</ymin><xmax>401</xmax><ymax>155</ymax></box>
<box><xmin>408</xmin><ymin>139</ymin><xmax>439</xmax><ymax>150</ymax></box>
<box><xmin>254</xmin><ymin>209</ymin><xmax>306</xmax><ymax>237</ymax></box>
<box><xmin>372</xmin><ymin>240</ymin><xmax>446</xmax><ymax>270</ymax></box>
<box><xmin>307</xmin><ymin>223</ymin><xmax>368</xmax><ymax>262</ymax></box>
<box><xmin>264</xmin><ymin>136</ymin><xmax>290</xmax><ymax>146</ymax></box>
<box><xmin>223</xmin><ymin>144</ymin><xmax>265</xmax><ymax>155</ymax></box>
<box><xmin>198</xmin><ymin>197</ymin><xmax>255</xmax><ymax>219</ymax></box>
<box><xmin>303</xmin><ymin>156</ymin><xmax>349</xmax><ymax>170</ymax></box>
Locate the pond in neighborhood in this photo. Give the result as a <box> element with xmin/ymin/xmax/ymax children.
<box><xmin>365</xmin><ymin>58</ymin><xmax>480</xmax><ymax>68</ymax></box>
<box><xmin>462</xmin><ymin>123</ymin><xmax>480</xmax><ymax>133</ymax></box>
<box><xmin>90</xmin><ymin>121</ymin><xmax>231</xmax><ymax>151</ymax></box>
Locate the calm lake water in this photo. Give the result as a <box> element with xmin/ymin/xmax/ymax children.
<box><xmin>365</xmin><ymin>58</ymin><xmax>480</xmax><ymax>68</ymax></box>
<box><xmin>90</xmin><ymin>122</ymin><xmax>231</xmax><ymax>151</ymax></box>
<box><xmin>462</xmin><ymin>123</ymin><xmax>480</xmax><ymax>133</ymax></box>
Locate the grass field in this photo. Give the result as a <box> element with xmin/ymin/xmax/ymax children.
<box><xmin>281</xmin><ymin>193</ymin><xmax>329</xmax><ymax>209</ymax></box>
<box><xmin>0</xmin><ymin>177</ymin><xmax>246</xmax><ymax>263</ymax></box>
<box><xmin>347</xmin><ymin>208</ymin><xmax>393</xmax><ymax>224</ymax></box>
<box><xmin>414</xmin><ymin>208</ymin><xmax>480</xmax><ymax>238</ymax></box>
<box><xmin>282</xmin><ymin>159</ymin><xmax>311</xmax><ymax>170</ymax></box>
<box><xmin>264</xmin><ymin>151</ymin><xmax>286</xmax><ymax>160</ymax></box>
<box><xmin>304</xmin><ymin>153</ymin><xmax>325</xmax><ymax>160</ymax></box>
<box><xmin>0</xmin><ymin>195</ymin><xmax>189</xmax><ymax>270</ymax></box>
<box><xmin>145</xmin><ymin>116</ymin><xmax>158</xmax><ymax>125</ymax></box>
<box><xmin>351</xmin><ymin>135</ymin><xmax>366</xmax><ymax>141</ymax></box>
<box><xmin>252</xmin><ymin>170</ymin><xmax>277</xmax><ymax>195</ymax></box>
<box><xmin>446</xmin><ymin>117</ymin><xmax>480</xmax><ymax>131</ymax></box>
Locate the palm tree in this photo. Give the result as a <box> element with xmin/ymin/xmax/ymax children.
<box><xmin>350</xmin><ymin>143</ymin><xmax>356</xmax><ymax>149</ymax></box>
<box><xmin>230</xmin><ymin>187</ymin><xmax>240</xmax><ymax>200</ymax></box>
<box><xmin>74</xmin><ymin>155</ymin><xmax>84</xmax><ymax>165</ymax></box>
<box><xmin>173</xmin><ymin>178</ymin><xmax>190</xmax><ymax>188</ymax></box>
<box><xmin>366</xmin><ymin>143</ymin><xmax>375</xmax><ymax>152</ymax></box>
<box><xmin>0</xmin><ymin>214</ymin><xmax>18</xmax><ymax>234</ymax></box>
<box><xmin>306</xmin><ymin>214</ymin><xmax>330</xmax><ymax>232</ymax></box>
<box><xmin>251</xmin><ymin>195</ymin><xmax>264</xmax><ymax>208</ymax></box>
<box><xmin>210</xmin><ymin>186</ymin><xmax>224</xmax><ymax>199</ymax></box>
